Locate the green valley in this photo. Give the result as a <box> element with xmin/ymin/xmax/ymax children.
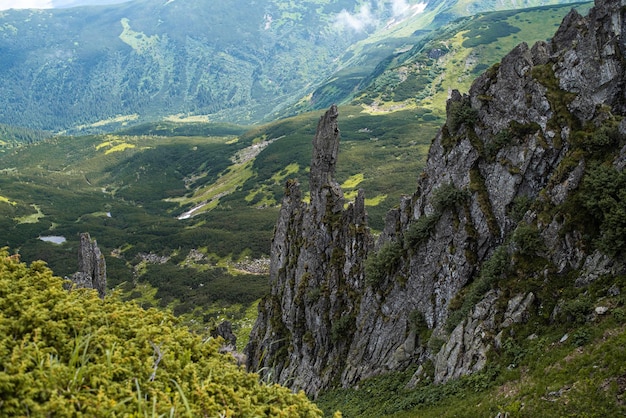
<box><xmin>0</xmin><ymin>0</ymin><xmax>593</xmax><ymax>350</ymax></box>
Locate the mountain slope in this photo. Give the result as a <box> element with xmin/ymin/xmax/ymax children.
<box><xmin>0</xmin><ymin>0</ymin><xmax>586</xmax><ymax>133</ymax></box>
<box><xmin>0</xmin><ymin>0</ymin><xmax>370</xmax><ymax>132</ymax></box>
<box><xmin>246</xmin><ymin>2</ymin><xmax>626</xmax><ymax>415</ymax></box>
<box><xmin>302</xmin><ymin>2</ymin><xmax>592</xmax><ymax>113</ymax></box>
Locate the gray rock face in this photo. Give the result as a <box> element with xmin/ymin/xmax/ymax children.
<box><xmin>246</xmin><ymin>105</ymin><xmax>372</xmax><ymax>395</ymax></box>
<box><xmin>69</xmin><ymin>233</ymin><xmax>107</xmax><ymax>299</ymax></box>
<box><xmin>211</xmin><ymin>320</ymin><xmax>237</xmax><ymax>347</ymax></box>
<box><xmin>434</xmin><ymin>290</ymin><xmax>499</xmax><ymax>384</ymax></box>
<box><xmin>247</xmin><ymin>0</ymin><xmax>626</xmax><ymax>396</ymax></box>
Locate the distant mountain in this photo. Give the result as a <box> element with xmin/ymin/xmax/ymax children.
<box><xmin>297</xmin><ymin>1</ymin><xmax>592</xmax><ymax>113</ymax></box>
<box><xmin>0</xmin><ymin>0</ymin><xmax>584</xmax><ymax>133</ymax></box>
<box><xmin>0</xmin><ymin>0</ymin><xmax>129</xmax><ymax>10</ymax></box>
<box><xmin>0</xmin><ymin>0</ymin><xmax>371</xmax><ymax>132</ymax></box>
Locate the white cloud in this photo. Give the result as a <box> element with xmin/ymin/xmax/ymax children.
<box><xmin>413</xmin><ymin>2</ymin><xmax>427</xmax><ymax>15</ymax></box>
<box><xmin>390</xmin><ymin>0</ymin><xmax>410</xmax><ymax>17</ymax></box>
<box><xmin>333</xmin><ymin>3</ymin><xmax>378</xmax><ymax>33</ymax></box>
<box><xmin>0</xmin><ymin>0</ymin><xmax>54</xmax><ymax>10</ymax></box>
<box><xmin>334</xmin><ymin>1</ymin><xmax>428</xmax><ymax>32</ymax></box>
<box><xmin>0</xmin><ymin>0</ymin><xmax>128</xmax><ymax>10</ymax></box>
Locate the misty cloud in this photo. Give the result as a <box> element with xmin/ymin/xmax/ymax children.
<box><xmin>0</xmin><ymin>0</ymin><xmax>53</xmax><ymax>10</ymax></box>
<box><xmin>333</xmin><ymin>3</ymin><xmax>378</xmax><ymax>32</ymax></box>
<box><xmin>390</xmin><ymin>0</ymin><xmax>411</xmax><ymax>16</ymax></box>
<box><xmin>333</xmin><ymin>0</ymin><xmax>427</xmax><ymax>33</ymax></box>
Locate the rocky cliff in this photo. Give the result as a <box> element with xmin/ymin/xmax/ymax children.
<box><xmin>247</xmin><ymin>0</ymin><xmax>626</xmax><ymax>397</ymax></box>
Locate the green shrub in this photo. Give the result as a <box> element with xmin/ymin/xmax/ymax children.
<box><xmin>508</xmin><ymin>195</ymin><xmax>533</xmax><ymax>223</ymax></box>
<box><xmin>511</xmin><ymin>223</ymin><xmax>545</xmax><ymax>256</ymax></box>
<box><xmin>560</xmin><ymin>294</ymin><xmax>593</xmax><ymax>323</ymax></box>
<box><xmin>446</xmin><ymin>246</ymin><xmax>510</xmax><ymax>332</ymax></box>
<box><xmin>509</xmin><ymin>120</ymin><xmax>541</xmax><ymax>138</ymax></box>
<box><xmin>409</xmin><ymin>310</ymin><xmax>429</xmax><ymax>335</ymax></box>
<box><xmin>581</xmin><ymin>164</ymin><xmax>626</xmax><ymax>256</ymax></box>
<box><xmin>612</xmin><ymin>307</ymin><xmax>626</xmax><ymax>323</ymax></box>
<box><xmin>405</xmin><ymin>215</ymin><xmax>439</xmax><ymax>249</ymax></box>
<box><xmin>485</xmin><ymin>121</ymin><xmax>540</xmax><ymax>160</ymax></box>
<box><xmin>0</xmin><ymin>250</ymin><xmax>321</xmax><ymax>417</ymax></box>
<box><xmin>572</xmin><ymin>327</ymin><xmax>592</xmax><ymax>347</ymax></box>
<box><xmin>365</xmin><ymin>241</ymin><xmax>404</xmax><ymax>287</ymax></box>
<box><xmin>432</xmin><ymin>183</ymin><xmax>470</xmax><ymax>213</ymax></box>
<box><xmin>447</xmin><ymin>98</ymin><xmax>478</xmax><ymax>132</ymax></box>
<box><xmin>331</xmin><ymin>314</ymin><xmax>356</xmax><ymax>343</ymax></box>
<box><xmin>404</xmin><ymin>184</ymin><xmax>468</xmax><ymax>250</ymax></box>
<box><xmin>485</xmin><ymin>129</ymin><xmax>513</xmax><ymax>160</ymax></box>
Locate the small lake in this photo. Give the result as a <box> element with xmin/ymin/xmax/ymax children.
<box><xmin>39</xmin><ymin>235</ymin><xmax>67</xmax><ymax>244</ymax></box>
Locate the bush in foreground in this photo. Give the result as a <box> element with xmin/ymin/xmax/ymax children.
<box><xmin>0</xmin><ymin>249</ymin><xmax>321</xmax><ymax>417</ymax></box>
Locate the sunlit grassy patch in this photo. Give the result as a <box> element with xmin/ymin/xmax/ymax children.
<box><xmin>14</xmin><ymin>204</ymin><xmax>44</xmax><ymax>224</ymax></box>
<box><xmin>365</xmin><ymin>194</ymin><xmax>387</xmax><ymax>206</ymax></box>
<box><xmin>271</xmin><ymin>162</ymin><xmax>300</xmax><ymax>183</ymax></box>
<box><xmin>104</xmin><ymin>143</ymin><xmax>136</xmax><ymax>154</ymax></box>
<box><xmin>245</xmin><ymin>188</ymin><xmax>278</xmax><ymax>207</ymax></box>
<box><xmin>344</xmin><ymin>190</ymin><xmax>387</xmax><ymax>207</ymax></box>
<box><xmin>95</xmin><ymin>140</ymin><xmax>115</xmax><ymax>150</ymax></box>
<box><xmin>0</xmin><ymin>195</ymin><xmax>16</xmax><ymax>205</ymax></box>
<box><xmin>341</xmin><ymin>173</ymin><xmax>365</xmax><ymax>189</ymax></box>
<box><xmin>171</xmin><ymin>161</ymin><xmax>256</xmax><ymax>218</ymax></box>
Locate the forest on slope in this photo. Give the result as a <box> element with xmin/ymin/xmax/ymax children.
<box><xmin>0</xmin><ymin>0</ymin><xmax>584</xmax><ymax>134</ymax></box>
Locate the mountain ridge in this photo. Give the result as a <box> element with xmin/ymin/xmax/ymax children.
<box><xmin>246</xmin><ymin>0</ymin><xmax>626</xmax><ymax>405</ymax></box>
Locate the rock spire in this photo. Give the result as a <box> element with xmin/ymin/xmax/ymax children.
<box><xmin>69</xmin><ymin>233</ymin><xmax>107</xmax><ymax>299</ymax></box>
<box><xmin>246</xmin><ymin>105</ymin><xmax>371</xmax><ymax>396</ymax></box>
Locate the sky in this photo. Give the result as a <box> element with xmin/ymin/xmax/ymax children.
<box><xmin>0</xmin><ymin>0</ymin><xmax>129</xmax><ymax>10</ymax></box>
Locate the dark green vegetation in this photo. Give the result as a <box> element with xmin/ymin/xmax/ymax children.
<box><xmin>0</xmin><ymin>128</ymin><xmax>277</xmax><ymax>330</ymax></box>
<box><xmin>0</xmin><ymin>250</ymin><xmax>322</xmax><ymax>416</ymax></box>
<box><xmin>0</xmin><ymin>123</ymin><xmax>51</xmax><ymax>147</ymax></box>
<box><xmin>0</xmin><ymin>0</ymin><xmax>371</xmax><ymax>132</ymax></box>
<box><xmin>0</xmin><ymin>106</ymin><xmax>437</xmax><ymax>334</ymax></box>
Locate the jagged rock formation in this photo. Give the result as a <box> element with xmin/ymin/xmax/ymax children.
<box><xmin>246</xmin><ymin>105</ymin><xmax>372</xmax><ymax>395</ymax></box>
<box><xmin>69</xmin><ymin>233</ymin><xmax>107</xmax><ymax>299</ymax></box>
<box><xmin>247</xmin><ymin>0</ymin><xmax>626</xmax><ymax>397</ymax></box>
